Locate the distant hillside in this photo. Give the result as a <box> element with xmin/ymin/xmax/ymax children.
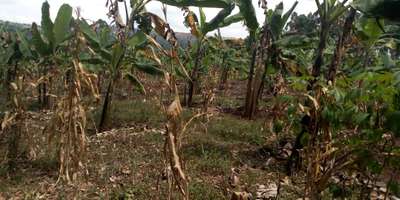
<box><xmin>0</xmin><ymin>19</ymin><xmax>196</xmax><ymax>47</ymax></box>
<box><xmin>0</xmin><ymin>20</ymin><xmax>242</xmax><ymax>48</ymax></box>
<box><xmin>0</xmin><ymin>20</ymin><xmax>31</xmax><ymax>31</ymax></box>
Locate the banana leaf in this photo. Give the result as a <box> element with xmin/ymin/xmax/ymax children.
<box><xmin>155</xmin><ymin>0</ymin><xmax>232</xmax><ymax>8</ymax></box>
<box><xmin>133</xmin><ymin>62</ymin><xmax>165</xmax><ymax>76</ymax></box>
<box><xmin>236</xmin><ymin>0</ymin><xmax>259</xmax><ymax>32</ymax></box>
<box><xmin>125</xmin><ymin>72</ymin><xmax>146</xmax><ymax>94</ymax></box>
<box><xmin>353</xmin><ymin>0</ymin><xmax>400</xmax><ymax>21</ymax></box>
<box><xmin>270</xmin><ymin>1</ymin><xmax>298</xmax><ymax>39</ymax></box>
<box><xmin>111</xmin><ymin>43</ymin><xmax>125</xmax><ymax>74</ymax></box>
<box><xmin>53</xmin><ymin>4</ymin><xmax>73</xmax><ymax>48</ymax></box>
<box><xmin>31</xmin><ymin>23</ymin><xmax>51</xmax><ymax>56</ymax></box>
<box><xmin>201</xmin><ymin>3</ymin><xmax>235</xmax><ymax>34</ymax></box>
<box><xmin>128</xmin><ymin>30</ymin><xmax>148</xmax><ymax>48</ymax></box>
<box><xmin>41</xmin><ymin>2</ymin><xmax>55</xmax><ymax>46</ymax></box>
<box><xmin>16</xmin><ymin>30</ymin><xmax>32</xmax><ymax>58</ymax></box>
<box><xmin>79</xmin><ymin>19</ymin><xmax>101</xmax><ymax>50</ymax></box>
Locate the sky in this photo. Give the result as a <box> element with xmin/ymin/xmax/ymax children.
<box><xmin>0</xmin><ymin>0</ymin><xmax>316</xmax><ymax>38</ymax></box>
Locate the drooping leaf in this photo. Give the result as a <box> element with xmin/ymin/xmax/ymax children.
<box><xmin>356</xmin><ymin>15</ymin><xmax>384</xmax><ymax>46</ymax></box>
<box><xmin>125</xmin><ymin>73</ymin><xmax>146</xmax><ymax>94</ymax></box>
<box><xmin>133</xmin><ymin>62</ymin><xmax>164</xmax><ymax>76</ymax></box>
<box><xmin>236</xmin><ymin>0</ymin><xmax>259</xmax><ymax>32</ymax></box>
<box><xmin>282</xmin><ymin>1</ymin><xmax>298</xmax><ymax>26</ymax></box>
<box><xmin>16</xmin><ymin>30</ymin><xmax>32</xmax><ymax>58</ymax></box>
<box><xmin>100</xmin><ymin>26</ymin><xmax>113</xmax><ymax>47</ymax></box>
<box><xmin>353</xmin><ymin>0</ymin><xmax>400</xmax><ymax>21</ymax></box>
<box><xmin>0</xmin><ymin>46</ymin><xmax>14</xmax><ymax>65</ymax></box>
<box><xmin>79</xmin><ymin>19</ymin><xmax>101</xmax><ymax>50</ymax></box>
<box><xmin>128</xmin><ymin>30</ymin><xmax>148</xmax><ymax>48</ymax></box>
<box><xmin>31</xmin><ymin>23</ymin><xmax>51</xmax><ymax>56</ymax></box>
<box><xmin>41</xmin><ymin>1</ymin><xmax>55</xmax><ymax>45</ymax></box>
<box><xmin>328</xmin><ymin>3</ymin><xmax>349</xmax><ymax>22</ymax></box>
<box><xmin>218</xmin><ymin>13</ymin><xmax>244</xmax><ymax>28</ymax></box>
<box><xmin>53</xmin><ymin>4</ymin><xmax>73</xmax><ymax>48</ymax></box>
<box><xmin>201</xmin><ymin>3</ymin><xmax>235</xmax><ymax>34</ymax></box>
<box><xmin>111</xmin><ymin>43</ymin><xmax>125</xmax><ymax>73</ymax></box>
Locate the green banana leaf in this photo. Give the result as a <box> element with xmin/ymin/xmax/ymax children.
<box><xmin>79</xmin><ymin>19</ymin><xmax>101</xmax><ymax>49</ymax></box>
<box><xmin>236</xmin><ymin>0</ymin><xmax>259</xmax><ymax>33</ymax></box>
<box><xmin>201</xmin><ymin>3</ymin><xmax>235</xmax><ymax>34</ymax></box>
<box><xmin>78</xmin><ymin>19</ymin><xmax>112</xmax><ymax>61</ymax></box>
<box><xmin>53</xmin><ymin>4</ymin><xmax>73</xmax><ymax>48</ymax></box>
<box><xmin>356</xmin><ymin>15</ymin><xmax>384</xmax><ymax>46</ymax></box>
<box><xmin>111</xmin><ymin>43</ymin><xmax>125</xmax><ymax>74</ymax></box>
<box><xmin>16</xmin><ymin>30</ymin><xmax>32</xmax><ymax>58</ymax></box>
<box><xmin>353</xmin><ymin>0</ymin><xmax>400</xmax><ymax>21</ymax></box>
<box><xmin>41</xmin><ymin>2</ymin><xmax>55</xmax><ymax>46</ymax></box>
<box><xmin>31</xmin><ymin>23</ymin><xmax>51</xmax><ymax>56</ymax></box>
<box><xmin>270</xmin><ymin>1</ymin><xmax>298</xmax><ymax>39</ymax></box>
<box><xmin>128</xmin><ymin>31</ymin><xmax>148</xmax><ymax>48</ymax></box>
<box><xmin>199</xmin><ymin>8</ymin><xmax>207</xmax><ymax>30</ymax></box>
<box><xmin>217</xmin><ymin>13</ymin><xmax>244</xmax><ymax>28</ymax></box>
<box><xmin>134</xmin><ymin>62</ymin><xmax>165</xmax><ymax>76</ymax></box>
<box><xmin>0</xmin><ymin>46</ymin><xmax>14</xmax><ymax>65</ymax></box>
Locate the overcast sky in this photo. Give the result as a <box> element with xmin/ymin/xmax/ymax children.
<box><xmin>0</xmin><ymin>0</ymin><xmax>316</xmax><ymax>38</ymax></box>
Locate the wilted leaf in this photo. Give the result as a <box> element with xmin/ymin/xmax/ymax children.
<box><xmin>125</xmin><ymin>73</ymin><xmax>146</xmax><ymax>94</ymax></box>
<box><xmin>167</xmin><ymin>98</ymin><xmax>182</xmax><ymax>119</ymax></box>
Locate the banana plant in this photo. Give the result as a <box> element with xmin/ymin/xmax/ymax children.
<box><xmin>153</xmin><ymin>0</ymin><xmax>261</xmax><ymax>106</ymax></box>
<box><xmin>353</xmin><ymin>0</ymin><xmax>400</xmax><ymax>22</ymax></box>
<box><xmin>0</xmin><ymin>27</ymin><xmax>33</xmax><ymax>101</ymax></box>
<box><xmin>155</xmin><ymin>0</ymin><xmax>244</xmax><ymax>106</ymax></box>
<box><xmin>30</xmin><ymin>2</ymin><xmax>73</xmax><ymax>108</ymax></box>
<box><xmin>265</xmin><ymin>1</ymin><xmax>298</xmax><ymax>74</ymax></box>
<box><xmin>182</xmin><ymin>6</ymin><xmax>243</xmax><ymax>106</ymax></box>
<box><xmin>0</xmin><ymin>25</ymin><xmax>35</xmax><ymax>171</ymax></box>
<box><xmin>80</xmin><ymin>0</ymin><xmax>167</xmax><ymax>131</ymax></box>
<box><xmin>311</xmin><ymin>0</ymin><xmax>349</xmax><ymax>82</ymax></box>
<box><xmin>243</xmin><ymin>1</ymin><xmax>298</xmax><ymax>119</ymax></box>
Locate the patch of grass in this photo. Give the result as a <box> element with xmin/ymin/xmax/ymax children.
<box><xmin>207</xmin><ymin>115</ymin><xmax>267</xmax><ymax>145</ymax></box>
<box><xmin>184</xmin><ymin>140</ymin><xmax>232</xmax><ymax>175</ymax></box>
<box><xmin>189</xmin><ymin>181</ymin><xmax>225</xmax><ymax>200</ymax></box>
<box><xmin>91</xmin><ymin>99</ymin><xmax>165</xmax><ymax>128</ymax></box>
<box><xmin>112</xmin><ymin>99</ymin><xmax>164</xmax><ymax>126</ymax></box>
<box><xmin>215</xmin><ymin>96</ymin><xmax>242</xmax><ymax>108</ymax></box>
<box><xmin>30</xmin><ymin>157</ymin><xmax>59</xmax><ymax>172</ymax></box>
<box><xmin>110</xmin><ymin>184</ymin><xmax>149</xmax><ymax>200</ymax></box>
